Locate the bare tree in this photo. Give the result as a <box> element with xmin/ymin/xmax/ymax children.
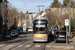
<box><xmin>7</xmin><ymin>3</ymin><xmax>19</xmax><ymax>27</ymax></box>
<box><xmin>46</xmin><ymin>9</ymin><xmax>56</xmax><ymax>28</ymax></box>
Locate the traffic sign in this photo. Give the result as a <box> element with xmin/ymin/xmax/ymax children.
<box><xmin>54</xmin><ymin>26</ymin><xmax>58</xmax><ymax>29</ymax></box>
<box><xmin>65</xmin><ymin>19</ymin><xmax>69</xmax><ymax>26</ymax></box>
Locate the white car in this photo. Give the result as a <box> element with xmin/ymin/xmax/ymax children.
<box><xmin>28</xmin><ymin>26</ymin><xmax>33</xmax><ymax>32</ymax></box>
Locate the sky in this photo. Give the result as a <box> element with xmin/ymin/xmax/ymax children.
<box><xmin>7</xmin><ymin>0</ymin><xmax>63</xmax><ymax>13</ymax></box>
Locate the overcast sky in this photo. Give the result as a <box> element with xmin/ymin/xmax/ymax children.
<box><xmin>7</xmin><ymin>0</ymin><xmax>63</xmax><ymax>13</ymax></box>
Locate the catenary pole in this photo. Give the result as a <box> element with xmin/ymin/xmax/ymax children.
<box><xmin>69</xmin><ymin>0</ymin><xmax>71</xmax><ymax>37</ymax></box>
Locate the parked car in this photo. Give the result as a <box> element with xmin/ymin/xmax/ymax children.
<box><xmin>16</xmin><ymin>28</ymin><xmax>22</xmax><ymax>34</ymax></box>
<box><xmin>54</xmin><ymin>31</ymin><xmax>67</xmax><ymax>43</ymax></box>
<box><xmin>10</xmin><ymin>30</ymin><xmax>19</xmax><ymax>36</ymax></box>
<box><xmin>28</xmin><ymin>26</ymin><xmax>33</xmax><ymax>32</ymax></box>
<box><xmin>49</xmin><ymin>29</ymin><xmax>59</xmax><ymax>38</ymax></box>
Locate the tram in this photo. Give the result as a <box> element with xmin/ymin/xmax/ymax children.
<box><xmin>32</xmin><ymin>18</ymin><xmax>49</xmax><ymax>42</ymax></box>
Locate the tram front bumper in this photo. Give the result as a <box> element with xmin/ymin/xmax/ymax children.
<box><xmin>33</xmin><ymin>37</ymin><xmax>48</xmax><ymax>42</ymax></box>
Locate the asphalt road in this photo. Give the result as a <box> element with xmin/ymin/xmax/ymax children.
<box><xmin>0</xmin><ymin>32</ymin><xmax>74</xmax><ymax>50</ymax></box>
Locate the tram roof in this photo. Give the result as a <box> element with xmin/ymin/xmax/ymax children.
<box><xmin>33</xmin><ymin>18</ymin><xmax>48</xmax><ymax>21</ymax></box>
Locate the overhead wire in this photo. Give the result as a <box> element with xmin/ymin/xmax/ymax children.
<box><xmin>41</xmin><ymin>0</ymin><xmax>45</xmax><ymax>11</ymax></box>
<box><xmin>21</xmin><ymin>0</ymin><xmax>27</xmax><ymax>11</ymax></box>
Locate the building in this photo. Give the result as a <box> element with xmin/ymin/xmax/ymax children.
<box><xmin>25</xmin><ymin>12</ymin><xmax>37</xmax><ymax>28</ymax></box>
<box><xmin>16</xmin><ymin>13</ymin><xmax>22</xmax><ymax>27</ymax></box>
<box><xmin>12</xmin><ymin>12</ymin><xmax>25</xmax><ymax>28</ymax></box>
<box><xmin>33</xmin><ymin>9</ymin><xmax>50</xmax><ymax>19</ymax></box>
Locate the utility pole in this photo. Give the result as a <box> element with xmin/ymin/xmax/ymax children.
<box><xmin>69</xmin><ymin>0</ymin><xmax>71</xmax><ymax>37</ymax></box>
<box><xmin>2</xmin><ymin>0</ymin><xmax>5</xmax><ymax>39</ymax></box>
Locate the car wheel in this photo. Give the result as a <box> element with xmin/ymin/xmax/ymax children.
<box><xmin>47</xmin><ymin>38</ymin><xmax>49</xmax><ymax>43</ymax></box>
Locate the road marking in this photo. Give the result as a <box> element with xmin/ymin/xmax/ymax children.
<box><xmin>53</xmin><ymin>46</ymin><xmax>74</xmax><ymax>49</ymax></box>
<box><xmin>65</xmin><ymin>46</ymin><xmax>74</xmax><ymax>49</ymax></box>
<box><xmin>25</xmin><ymin>45</ymin><xmax>31</xmax><ymax>47</ymax></box>
<box><xmin>46</xmin><ymin>45</ymin><xmax>51</xmax><ymax>47</ymax></box>
<box><xmin>5</xmin><ymin>45</ymin><xmax>14</xmax><ymax>47</ymax></box>
<box><xmin>17</xmin><ymin>45</ymin><xmax>23</xmax><ymax>47</ymax></box>
<box><xmin>35</xmin><ymin>45</ymin><xmax>41</xmax><ymax>47</ymax></box>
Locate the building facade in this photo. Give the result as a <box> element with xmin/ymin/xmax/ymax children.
<box><xmin>25</xmin><ymin>12</ymin><xmax>37</xmax><ymax>28</ymax></box>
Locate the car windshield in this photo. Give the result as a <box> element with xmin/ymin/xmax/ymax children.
<box><xmin>11</xmin><ymin>30</ymin><xmax>17</xmax><ymax>33</ymax></box>
<box><xmin>58</xmin><ymin>32</ymin><xmax>66</xmax><ymax>35</ymax></box>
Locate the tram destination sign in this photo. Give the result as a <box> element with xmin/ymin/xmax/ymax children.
<box><xmin>36</xmin><ymin>25</ymin><xmax>45</xmax><ymax>27</ymax></box>
<box><xmin>35</xmin><ymin>21</ymin><xmax>46</xmax><ymax>23</ymax></box>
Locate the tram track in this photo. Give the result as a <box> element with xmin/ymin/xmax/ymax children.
<box><xmin>41</xmin><ymin>43</ymin><xmax>46</xmax><ymax>50</ymax></box>
<box><xmin>0</xmin><ymin>33</ymin><xmax>27</xmax><ymax>48</ymax></box>
<box><xmin>26</xmin><ymin>43</ymin><xmax>35</xmax><ymax>50</ymax></box>
<box><xmin>9</xmin><ymin>33</ymin><xmax>33</xmax><ymax>50</ymax></box>
<box><xmin>26</xmin><ymin>42</ymin><xmax>47</xmax><ymax>50</ymax></box>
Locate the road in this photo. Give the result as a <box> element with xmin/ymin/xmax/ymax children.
<box><xmin>0</xmin><ymin>32</ymin><xmax>74</xmax><ymax>50</ymax></box>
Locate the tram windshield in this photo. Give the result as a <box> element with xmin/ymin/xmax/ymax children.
<box><xmin>33</xmin><ymin>18</ymin><xmax>48</xmax><ymax>34</ymax></box>
<box><xmin>34</xmin><ymin>27</ymin><xmax>47</xmax><ymax>33</ymax></box>
<box><xmin>35</xmin><ymin>27</ymin><xmax>45</xmax><ymax>31</ymax></box>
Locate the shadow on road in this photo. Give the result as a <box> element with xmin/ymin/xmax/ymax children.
<box><xmin>0</xmin><ymin>32</ymin><xmax>29</xmax><ymax>49</ymax></box>
<box><xmin>0</xmin><ymin>32</ymin><xmax>28</xmax><ymax>43</ymax></box>
<box><xmin>8</xmin><ymin>41</ymin><xmax>26</xmax><ymax>50</ymax></box>
<box><xmin>22</xmin><ymin>32</ymin><xmax>32</xmax><ymax>34</ymax></box>
<box><xmin>48</xmin><ymin>37</ymin><xmax>54</xmax><ymax>43</ymax></box>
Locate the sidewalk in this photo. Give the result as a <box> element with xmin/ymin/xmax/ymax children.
<box><xmin>69</xmin><ymin>37</ymin><xmax>75</xmax><ymax>46</ymax></box>
<box><xmin>50</xmin><ymin>37</ymin><xmax>75</xmax><ymax>50</ymax></box>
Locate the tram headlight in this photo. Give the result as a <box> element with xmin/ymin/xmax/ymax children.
<box><xmin>38</xmin><ymin>21</ymin><xmax>41</xmax><ymax>23</ymax></box>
